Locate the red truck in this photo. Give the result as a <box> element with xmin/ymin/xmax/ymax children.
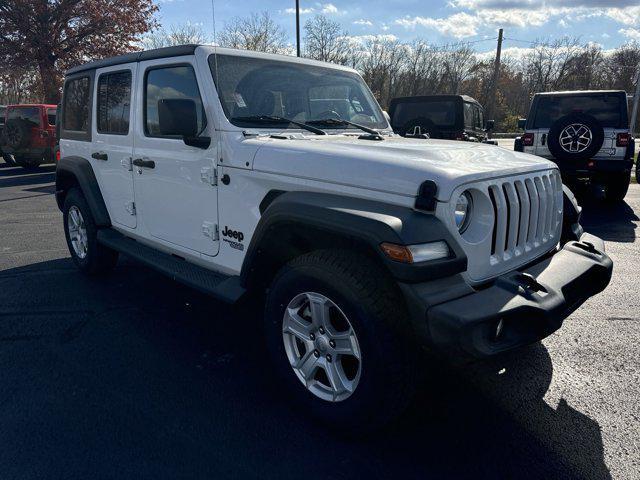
<box><xmin>0</xmin><ymin>104</ymin><xmax>57</xmax><ymax>169</ymax></box>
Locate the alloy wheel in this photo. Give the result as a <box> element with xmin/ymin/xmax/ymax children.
<box><xmin>67</xmin><ymin>206</ymin><xmax>88</xmax><ymax>259</ymax></box>
<box><xmin>282</xmin><ymin>292</ymin><xmax>362</xmax><ymax>402</ymax></box>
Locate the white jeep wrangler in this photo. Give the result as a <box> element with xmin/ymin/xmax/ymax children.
<box><xmin>56</xmin><ymin>45</ymin><xmax>613</xmax><ymax>431</ymax></box>
<box><xmin>515</xmin><ymin>90</ymin><xmax>635</xmax><ymax>202</ymax></box>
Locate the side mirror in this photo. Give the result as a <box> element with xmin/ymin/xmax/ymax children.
<box><xmin>517</xmin><ymin>118</ymin><xmax>527</xmax><ymax>130</ymax></box>
<box><xmin>158</xmin><ymin>98</ymin><xmax>198</xmax><ymax>137</ymax></box>
<box><xmin>158</xmin><ymin>98</ymin><xmax>210</xmax><ymax>149</ymax></box>
<box><xmin>485</xmin><ymin>119</ymin><xmax>495</xmax><ymax>131</ymax></box>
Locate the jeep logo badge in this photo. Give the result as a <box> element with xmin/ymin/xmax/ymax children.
<box><xmin>222</xmin><ymin>226</ymin><xmax>244</xmax><ymax>243</ymax></box>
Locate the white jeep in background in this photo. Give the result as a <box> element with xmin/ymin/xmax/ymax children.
<box><xmin>515</xmin><ymin>90</ymin><xmax>635</xmax><ymax>202</ymax></box>
<box><xmin>55</xmin><ymin>45</ymin><xmax>613</xmax><ymax>432</ymax></box>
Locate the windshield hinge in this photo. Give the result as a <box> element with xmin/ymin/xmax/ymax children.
<box><xmin>125</xmin><ymin>201</ymin><xmax>136</xmax><ymax>216</ymax></box>
<box><xmin>200</xmin><ymin>166</ymin><xmax>217</xmax><ymax>186</ymax></box>
<box><xmin>202</xmin><ymin>222</ymin><xmax>219</xmax><ymax>241</ymax></box>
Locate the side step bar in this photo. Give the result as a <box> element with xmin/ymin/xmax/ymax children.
<box><xmin>97</xmin><ymin>228</ymin><xmax>246</xmax><ymax>304</ymax></box>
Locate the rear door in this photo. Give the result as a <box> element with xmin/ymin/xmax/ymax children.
<box><xmin>91</xmin><ymin>63</ymin><xmax>137</xmax><ymax>229</ymax></box>
<box><xmin>132</xmin><ymin>58</ymin><xmax>219</xmax><ymax>256</ymax></box>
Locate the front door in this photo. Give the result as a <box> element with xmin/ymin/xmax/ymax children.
<box><xmin>132</xmin><ymin>58</ymin><xmax>219</xmax><ymax>256</ymax></box>
<box><xmin>91</xmin><ymin>63</ymin><xmax>137</xmax><ymax>228</ymax></box>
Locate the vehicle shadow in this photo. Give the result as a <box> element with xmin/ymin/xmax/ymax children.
<box><xmin>578</xmin><ymin>195</ymin><xmax>638</xmax><ymax>243</ymax></box>
<box><xmin>0</xmin><ymin>164</ymin><xmax>56</xmax><ymax>188</ymax></box>
<box><xmin>0</xmin><ymin>257</ymin><xmax>611</xmax><ymax>480</ymax></box>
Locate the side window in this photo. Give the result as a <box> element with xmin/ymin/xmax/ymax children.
<box><xmin>463</xmin><ymin>102</ymin><xmax>473</xmax><ymax>128</ymax></box>
<box><xmin>63</xmin><ymin>77</ymin><xmax>90</xmax><ymax>132</ymax></box>
<box><xmin>97</xmin><ymin>71</ymin><xmax>132</xmax><ymax>135</ymax></box>
<box><xmin>145</xmin><ymin>65</ymin><xmax>206</xmax><ymax>137</ymax></box>
<box><xmin>47</xmin><ymin>108</ymin><xmax>57</xmax><ymax>126</ymax></box>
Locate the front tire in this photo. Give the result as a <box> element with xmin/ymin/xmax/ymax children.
<box><xmin>1</xmin><ymin>153</ymin><xmax>16</xmax><ymax>166</ymax></box>
<box><xmin>63</xmin><ymin>188</ymin><xmax>118</xmax><ymax>274</ymax></box>
<box><xmin>264</xmin><ymin>250</ymin><xmax>416</xmax><ymax>433</ymax></box>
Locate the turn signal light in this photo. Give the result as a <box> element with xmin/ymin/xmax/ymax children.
<box><xmin>522</xmin><ymin>133</ymin><xmax>534</xmax><ymax>147</ymax></box>
<box><xmin>380</xmin><ymin>241</ymin><xmax>450</xmax><ymax>264</ymax></box>
<box><xmin>616</xmin><ymin>133</ymin><xmax>630</xmax><ymax>147</ymax></box>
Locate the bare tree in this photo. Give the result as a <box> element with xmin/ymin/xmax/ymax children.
<box><xmin>303</xmin><ymin>15</ymin><xmax>350</xmax><ymax>64</ymax></box>
<box><xmin>142</xmin><ymin>23</ymin><xmax>209</xmax><ymax>50</ymax></box>
<box><xmin>218</xmin><ymin>12</ymin><xmax>288</xmax><ymax>54</ymax></box>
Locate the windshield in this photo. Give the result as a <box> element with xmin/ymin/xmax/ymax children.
<box><xmin>391</xmin><ymin>100</ymin><xmax>457</xmax><ymax>129</ymax></box>
<box><xmin>209</xmin><ymin>54</ymin><xmax>387</xmax><ymax>130</ymax></box>
<box><xmin>532</xmin><ymin>94</ymin><xmax>628</xmax><ymax>129</ymax></box>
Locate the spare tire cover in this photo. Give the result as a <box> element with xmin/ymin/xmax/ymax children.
<box><xmin>4</xmin><ymin>119</ymin><xmax>31</xmax><ymax>149</ymax></box>
<box><xmin>547</xmin><ymin>113</ymin><xmax>604</xmax><ymax>160</ymax></box>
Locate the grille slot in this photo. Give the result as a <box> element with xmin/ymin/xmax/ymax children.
<box><xmin>487</xmin><ymin>171</ymin><xmax>562</xmax><ymax>263</ymax></box>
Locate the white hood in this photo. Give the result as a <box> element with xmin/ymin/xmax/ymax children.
<box><xmin>251</xmin><ymin>135</ymin><xmax>557</xmax><ymax>201</ymax></box>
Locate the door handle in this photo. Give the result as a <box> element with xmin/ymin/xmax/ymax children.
<box><xmin>91</xmin><ymin>152</ymin><xmax>108</xmax><ymax>161</ymax></box>
<box><xmin>132</xmin><ymin>158</ymin><xmax>155</xmax><ymax>169</ymax></box>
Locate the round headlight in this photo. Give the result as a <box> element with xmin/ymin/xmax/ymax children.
<box><xmin>454</xmin><ymin>191</ymin><xmax>472</xmax><ymax>233</ymax></box>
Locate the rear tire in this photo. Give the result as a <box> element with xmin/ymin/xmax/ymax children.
<box><xmin>604</xmin><ymin>172</ymin><xmax>630</xmax><ymax>203</ymax></box>
<box><xmin>264</xmin><ymin>250</ymin><xmax>417</xmax><ymax>434</ymax></box>
<box><xmin>63</xmin><ymin>188</ymin><xmax>119</xmax><ymax>275</ymax></box>
<box><xmin>14</xmin><ymin>155</ymin><xmax>41</xmax><ymax>170</ymax></box>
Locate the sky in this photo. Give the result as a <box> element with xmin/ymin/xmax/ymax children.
<box><xmin>156</xmin><ymin>0</ymin><xmax>640</xmax><ymax>55</ymax></box>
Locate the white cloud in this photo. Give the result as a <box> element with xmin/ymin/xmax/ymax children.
<box><xmin>395</xmin><ymin>12</ymin><xmax>479</xmax><ymax>38</ymax></box>
<box><xmin>321</xmin><ymin>3</ymin><xmax>338</xmax><ymax>14</ymax></box>
<box><xmin>606</xmin><ymin>7</ymin><xmax>640</xmax><ymax>26</ymax></box>
<box><xmin>283</xmin><ymin>7</ymin><xmax>314</xmax><ymax>14</ymax></box>
<box><xmin>353</xmin><ymin>19</ymin><xmax>373</xmax><ymax>26</ymax></box>
<box><xmin>619</xmin><ymin>27</ymin><xmax>640</xmax><ymax>40</ymax></box>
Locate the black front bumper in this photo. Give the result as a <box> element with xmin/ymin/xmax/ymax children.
<box><xmin>411</xmin><ymin>233</ymin><xmax>612</xmax><ymax>358</ymax></box>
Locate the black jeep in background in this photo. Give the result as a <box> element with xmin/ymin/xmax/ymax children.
<box><xmin>388</xmin><ymin>95</ymin><xmax>494</xmax><ymax>142</ymax></box>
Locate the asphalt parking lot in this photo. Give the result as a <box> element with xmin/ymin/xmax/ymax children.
<box><xmin>0</xmin><ymin>156</ymin><xmax>638</xmax><ymax>479</ymax></box>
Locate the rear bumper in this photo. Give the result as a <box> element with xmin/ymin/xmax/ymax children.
<box><xmin>553</xmin><ymin>158</ymin><xmax>633</xmax><ymax>179</ymax></box>
<box><xmin>403</xmin><ymin>233</ymin><xmax>612</xmax><ymax>358</ymax></box>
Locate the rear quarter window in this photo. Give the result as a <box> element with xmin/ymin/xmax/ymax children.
<box><xmin>63</xmin><ymin>77</ymin><xmax>91</xmax><ymax>132</ymax></box>
<box><xmin>47</xmin><ymin>108</ymin><xmax>57</xmax><ymax>126</ymax></box>
<box><xmin>533</xmin><ymin>94</ymin><xmax>627</xmax><ymax>129</ymax></box>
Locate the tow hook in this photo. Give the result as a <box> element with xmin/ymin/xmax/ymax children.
<box><xmin>518</xmin><ymin>273</ymin><xmax>547</xmax><ymax>293</ymax></box>
<box><xmin>574</xmin><ymin>241</ymin><xmax>599</xmax><ymax>255</ymax></box>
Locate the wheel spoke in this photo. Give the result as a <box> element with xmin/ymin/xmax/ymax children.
<box><xmin>295</xmin><ymin>350</ymin><xmax>318</xmax><ymax>382</ymax></box>
<box><xmin>306</xmin><ymin>293</ymin><xmax>330</xmax><ymax>328</ymax></box>
<box><xmin>323</xmin><ymin>360</ymin><xmax>353</xmax><ymax>399</ymax></box>
<box><xmin>331</xmin><ymin>330</ymin><xmax>360</xmax><ymax>359</ymax></box>
<box><xmin>284</xmin><ymin>309</ymin><xmax>314</xmax><ymax>342</ymax></box>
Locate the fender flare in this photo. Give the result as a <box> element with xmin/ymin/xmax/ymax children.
<box><xmin>55</xmin><ymin>156</ymin><xmax>111</xmax><ymax>227</ymax></box>
<box><xmin>240</xmin><ymin>191</ymin><xmax>467</xmax><ymax>287</ymax></box>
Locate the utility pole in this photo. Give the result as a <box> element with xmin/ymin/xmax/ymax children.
<box><xmin>296</xmin><ymin>0</ymin><xmax>301</xmax><ymax>57</ymax></box>
<box><xmin>487</xmin><ymin>28</ymin><xmax>504</xmax><ymax>125</ymax></box>
<box><xmin>630</xmin><ymin>65</ymin><xmax>640</xmax><ymax>137</ymax></box>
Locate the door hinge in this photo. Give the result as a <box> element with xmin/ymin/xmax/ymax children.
<box><xmin>200</xmin><ymin>166</ymin><xmax>217</xmax><ymax>186</ymax></box>
<box><xmin>202</xmin><ymin>222</ymin><xmax>219</xmax><ymax>241</ymax></box>
<box><xmin>125</xmin><ymin>201</ymin><xmax>136</xmax><ymax>216</ymax></box>
<box><xmin>121</xmin><ymin>157</ymin><xmax>133</xmax><ymax>171</ymax></box>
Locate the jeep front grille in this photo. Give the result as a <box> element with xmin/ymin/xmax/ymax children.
<box><xmin>488</xmin><ymin>171</ymin><xmax>563</xmax><ymax>260</ymax></box>
<box><xmin>442</xmin><ymin>169</ymin><xmax>563</xmax><ymax>283</ymax></box>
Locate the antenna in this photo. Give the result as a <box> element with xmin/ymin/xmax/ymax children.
<box><xmin>210</xmin><ymin>0</ymin><xmax>220</xmax><ymax>90</ymax></box>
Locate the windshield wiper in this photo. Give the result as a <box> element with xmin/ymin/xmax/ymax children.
<box><xmin>307</xmin><ymin>118</ymin><xmax>382</xmax><ymax>136</ymax></box>
<box><xmin>231</xmin><ymin>115</ymin><xmax>327</xmax><ymax>136</ymax></box>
